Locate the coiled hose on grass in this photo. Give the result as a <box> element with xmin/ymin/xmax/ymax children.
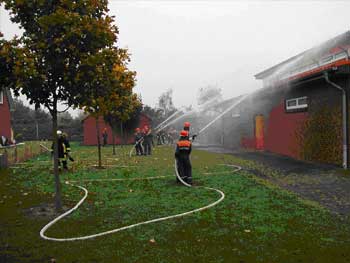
<box><xmin>40</xmin><ymin>163</ymin><xmax>241</xmax><ymax>241</ymax></box>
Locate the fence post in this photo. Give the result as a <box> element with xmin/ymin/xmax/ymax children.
<box><xmin>29</xmin><ymin>144</ymin><xmax>33</xmax><ymax>158</ymax></box>
<box><xmin>14</xmin><ymin>146</ymin><xmax>18</xmax><ymax>163</ymax></box>
<box><xmin>0</xmin><ymin>152</ymin><xmax>8</xmax><ymax>168</ymax></box>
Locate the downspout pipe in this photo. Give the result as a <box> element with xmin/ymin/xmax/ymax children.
<box><xmin>324</xmin><ymin>71</ymin><xmax>349</xmax><ymax>169</ymax></box>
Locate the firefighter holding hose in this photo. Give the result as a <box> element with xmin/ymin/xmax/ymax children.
<box><xmin>134</xmin><ymin>128</ymin><xmax>144</xmax><ymax>156</ymax></box>
<box><xmin>183</xmin><ymin>122</ymin><xmax>197</xmax><ymax>141</ymax></box>
<box><xmin>143</xmin><ymin>125</ymin><xmax>154</xmax><ymax>155</ymax></box>
<box><xmin>175</xmin><ymin>130</ymin><xmax>192</xmax><ymax>185</ymax></box>
<box><xmin>51</xmin><ymin>130</ymin><xmax>72</xmax><ymax>170</ymax></box>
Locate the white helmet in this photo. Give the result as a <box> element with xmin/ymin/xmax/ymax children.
<box><xmin>57</xmin><ymin>130</ymin><xmax>62</xmax><ymax>135</ymax></box>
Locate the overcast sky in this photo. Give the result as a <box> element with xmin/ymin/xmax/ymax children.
<box><xmin>1</xmin><ymin>1</ymin><xmax>350</xmax><ymax>114</ymax></box>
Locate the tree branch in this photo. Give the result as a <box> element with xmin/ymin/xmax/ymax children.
<box><xmin>57</xmin><ymin>106</ymin><xmax>70</xmax><ymax>113</ymax></box>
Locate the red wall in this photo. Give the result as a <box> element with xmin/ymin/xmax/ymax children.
<box><xmin>265</xmin><ymin>102</ymin><xmax>308</xmax><ymax>159</ymax></box>
<box><xmin>241</xmin><ymin>137</ymin><xmax>256</xmax><ymax>149</ymax></box>
<box><xmin>240</xmin><ymin>102</ymin><xmax>308</xmax><ymax>159</ymax></box>
<box><xmin>83</xmin><ymin>114</ymin><xmax>152</xmax><ymax>146</ymax></box>
<box><xmin>0</xmin><ymin>94</ymin><xmax>12</xmax><ymax>139</ymax></box>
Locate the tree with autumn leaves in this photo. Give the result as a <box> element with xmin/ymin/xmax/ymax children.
<box><xmin>0</xmin><ymin>0</ymin><xmax>139</xmax><ymax>211</ymax></box>
<box><xmin>82</xmin><ymin>47</ymin><xmax>141</xmax><ymax>167</ymax></box>
<box><xmin>103</xmin><ymin>63</ymin><xmax>141</xmax><ymax>156</ymax></box>
<box><xmin>103</xmin><ymin>49</ymin><xmax>141</xmax><ymax>155</ymax></box>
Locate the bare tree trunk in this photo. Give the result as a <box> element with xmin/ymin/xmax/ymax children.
<box><xmin>95</xmin><ymin>117</ymin><xmax>102</xmax><ymax>168</ymax></box>
<box><xmin>120</xmin><ymin>122</ymin><xmax>124</xmax><ymax>147</ymax></box>
<box><xmin>112</xmin><ymin>128</ymin><xmax>116</xmax><ymax>155</ymax></box>
<box><xmin>52</xmin><ymin>100</ymin><xmax>62</xmax><ymax>211</ymax></box>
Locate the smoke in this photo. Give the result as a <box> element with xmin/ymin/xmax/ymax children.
<box><xmin>264</xmin><ymin>31</ymin><xmax>350</xmax><ymax>88</ymax></box>
<box><xmin>156</xmin><ymin>90</ymin><xmax>223</xmax><ymax>132</ymax></box>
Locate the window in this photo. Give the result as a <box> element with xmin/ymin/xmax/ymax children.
<box><xmin>335</xmin><ymin>52</ymin><xmax>346</xmax><ymax>60</ymax></box>
<box><xmin>285</xmin><ymin>96</ymin><xmax>308</xmax><ymax>111</ymax></box>
<box><xmin>321</xmin><ymin>55</ymin><xmax>333</xmax><ymax>64</ymax></box>
<box><xmin>287</xmin><ymin>99</ymin><xmax>297</xmax><ymax>107</ymax></box>
<box><xmin>0</xmin><ymin>91</ymin><xmax>3</xmax><ymax>105</ymax></box>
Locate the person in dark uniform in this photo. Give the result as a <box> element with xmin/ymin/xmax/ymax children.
<box><xmin>175</xmin><ymin>130</ymin><xmax>192</xmax><ymax>185</ymax></box>
<box><xmin>134</xmin><ymin>128</ymin><xmax>144</xmax><ymax>156</ymax></box>
<box><xmin>51</xmin><ymin>130</ymin><xmax>71</xmax><ymax>170</ymax></box>
<box><xmin>156</xmin><ymin>132</ymin><xmax>162</xmax><ymax>145</ymax></box>
<box><xmin>102</xmin><ymin>128</ymin><xmax>108</xmax><ymax>146</ymax></box>
<box><xmin>0</xmin><ymin>135</ymin><xmax>9</xmax><ymax>146</ymax></box>
<box><xmin>143</xmin><ymin>126</ymin><xmax>154</xmax><ymax>155</ymax></box>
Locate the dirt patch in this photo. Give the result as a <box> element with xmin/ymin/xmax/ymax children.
<box><xmin>23</xmin><ymin>203</ymin><xmax>70</xmax><ymax>220</ymax></box>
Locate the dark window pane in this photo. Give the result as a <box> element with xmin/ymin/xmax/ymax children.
<box><xmin>298</xmin><ymin>98</ymin><xmax>307</xmax><ymax>105</ymax></box>
<box><xmin>287</xmin><ymin>100</ymin><xmax>297</xmax><ymax>107</ymax></box>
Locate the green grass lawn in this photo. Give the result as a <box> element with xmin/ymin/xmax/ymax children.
<box><xmin>1</xmin><ymin>143</ymin><xmax>349</xmax><ymax>262</ymax></box>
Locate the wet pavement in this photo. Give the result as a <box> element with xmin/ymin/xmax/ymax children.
<box><xmin>197</xmin><ymin>145</ymin><xmax>350</xmax><ymax>216</ymax></box>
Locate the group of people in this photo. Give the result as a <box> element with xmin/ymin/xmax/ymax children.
<box><xmin>134</xmin><ymin>125</ymin><xmax>154</xmax><ymax>156</ymax></box>
<box><xmin>134</xmin><ymin>122</ymin><xmax>196</xmax><ymax>185</ymax></box>
<box><xmin>156</xmin><ymin>130</ymin><xmax>175</xmax><ymax>145</ymax></box>
<box><xmin>51</xmin><ymin>122</ymin><xmax>195</xmax><ymax>186</ymax></box>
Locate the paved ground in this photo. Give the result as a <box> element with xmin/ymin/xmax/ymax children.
<box><xmin>198</xmin><ymin>145</ymin><xmax>350</xmax><ymax>217</ymax></box>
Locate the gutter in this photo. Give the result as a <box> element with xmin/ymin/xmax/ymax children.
<box><xmin>324</xmin><ymin>71</ymin><xmax>349</xmax><ymax>169</ymax></box>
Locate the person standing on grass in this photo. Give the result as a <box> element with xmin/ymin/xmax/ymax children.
<box><xmin>134</xmin><ymin>128</ymin><xmax>144</xmax><ymax>156</ymax></box>
<box><xmin>51</xmin><ymin>130</ymin><xmax>71</xmax><ymax>170</ymax></box>
<box><xmin>143</xmin><ymin>125</ymin><xmax>154</xmax><ymax>155</ymax></box>
<box><xmin>175</xmin><ymin>130</ymin><xmax>192</xmax><ymax>185</ymax></box>
<box><xmin>102</xmin><ymin>128</ymin><xmax>108</xmax><ymax>146</ymax></box>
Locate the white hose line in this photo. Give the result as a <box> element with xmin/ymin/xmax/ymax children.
<box><xmin>39</xmin><ymin>182</ymin><xmax>88</xmax><ymax>242</ymax></box>
<box><xmin>40</xmin><ymin>164</ymin><xmax>241</xmax><ymax>242</ymax></box>
<box><xmin>129</xmin><ymin>138</ymin><xmax>144</xmax><ymax>157</ymax></box>
<box><xmin>174</xmin><ymin>159</ymin><xmax>192</xmax><ymax>187</ymax></box>
<box><xmin>39</xmin><ymin>144</ymin><xmax>50</xmax><ymax>152</ymax></box>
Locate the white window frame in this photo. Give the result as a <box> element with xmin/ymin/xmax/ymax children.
<box><xmin>0</xmin><ymin>91</ymin><xmax>3</xmax><ymax>105</ymax></box>
<box><xmin>286</xmin><ymin>96</ymin><xmax>308</xmax><ymax>111</ymax></box>
<box><xmin>321</xmin><ymin>55</ymin><xmax>333</xmax><ymax>64</ymax></box>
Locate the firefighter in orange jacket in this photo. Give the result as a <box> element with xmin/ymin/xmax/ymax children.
<box><xmin>175</xmin><ymin>130</ymin><xmax>192</xmax><ymax>185</ymax></box>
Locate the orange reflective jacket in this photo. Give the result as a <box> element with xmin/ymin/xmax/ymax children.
<box><xmin>177</xmin><ymin>140</ymin><xmax>191</xmax><ymax>151</ymax></box>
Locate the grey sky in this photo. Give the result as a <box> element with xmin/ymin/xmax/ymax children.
<box><xmin>1</xmin><ymin>1</ymin><xmax>350</xmax><ymax>112</ymax></box>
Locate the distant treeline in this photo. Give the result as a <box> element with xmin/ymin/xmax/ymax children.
<box><xmin>11</xmin><ymin>99</ymin><xmax>170</xmax><ymax>143</ymax></box>
<box><xmin>12</xmin><ymin>100</ymin><xmax>84</xmax><ymax>142</ymax></box>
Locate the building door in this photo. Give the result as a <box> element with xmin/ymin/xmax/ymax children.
<box><xmin>255</xmin><ymin>114</ymin><xmax>264</xmax><ymax>150</ymax></box>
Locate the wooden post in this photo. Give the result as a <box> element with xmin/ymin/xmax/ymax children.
<box><xmin>0</xmin><ymin>153</ymin><xmax>8</xmax><ymax>168</ymax></box>
<box><xmin>14</xmin><ymin>146</ymin><xmax>18</xmax><ymax>163</ymax></box>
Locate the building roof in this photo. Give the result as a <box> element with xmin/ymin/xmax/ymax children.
<box><xmin>255</xmin><ymin>31</ymin><xmax>350</xmax><ymax>82</ymax></box>
<box><xmin>1</xmin><ymin>88</ymin><xmax>14</xmax><ymax>111</ymax></box>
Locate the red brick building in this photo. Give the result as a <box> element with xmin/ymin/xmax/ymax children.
<box><xmin>0</xmin><ymin>89</ymin><xmax>14</xmax><ymax>142</ymax></box>
<box><xmin>83</xmin><ymin>113</ymin><xmax>152</xmax><ymax>145</ymax></box>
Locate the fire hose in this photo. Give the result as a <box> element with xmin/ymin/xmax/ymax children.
<box><xmin>129</xmin><ymin>137</ymin><xmax>144</xmax><ymax>157</ymax></box>
<box><xmin>39</xmin><ymin>164</ymin><xmax>241</xmax><ymax>241</ymax></box>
